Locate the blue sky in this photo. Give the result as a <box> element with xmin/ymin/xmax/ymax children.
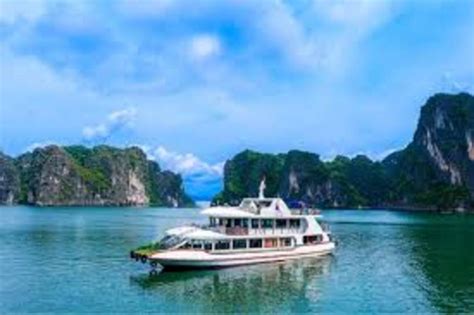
<box><xmin>1</xmin><ymin>0</ymin><xmax>473</xmax><ymax>200</ymax></box>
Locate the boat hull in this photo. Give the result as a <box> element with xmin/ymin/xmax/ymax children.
<box><xmin>150</xmin><ymin>242</ymin><xmax>335</xmax><ymax>270</ymax></box>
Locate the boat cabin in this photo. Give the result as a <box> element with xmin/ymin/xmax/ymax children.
<box><xmin>156</xmin><ymin>197</ymin><xmax>330</xmax><ymax>253</ymax></box>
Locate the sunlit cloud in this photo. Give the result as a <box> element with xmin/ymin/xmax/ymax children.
<box><xmin>141</xmin><ymin>145</ymin><xmax>225</xmax><ymax>200</ymax></box>
<box><xmin>82</xmin><ymin>107</ymin><xmax>137</xmax><ymax>142</ymax></box>
<box><xmin>24</xmin><ymin>141</ymin><xmax>59</xmax><ymax>153</ymax></box>
<box><xmin>189</xmin><ymin>34</ymin><xmax>221</xmax><ymax>61</ymax></box>
<box><xmin>144</xmin><ymin>145</ymin><xmax>224</xmax><ymax>178</ymax></box>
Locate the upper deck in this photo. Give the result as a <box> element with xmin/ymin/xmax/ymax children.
<box><xmin>202</xmin><ymin>197</ymin><xmax>321</xmax><ymax>219</ymax></box>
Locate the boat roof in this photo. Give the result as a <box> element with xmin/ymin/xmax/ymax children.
<box><xmin>202</xmin><ymin>197</ymin><xmax>322</xmax><ymax>218</ymax></box>
<box><xmin>185</xmin><ymin>229</ymin><xmax>226</xmax><ymax>240</ymax></box>
<box><xmin>203</xmin><ymin>206</ymin><xmax>262</xmax><ymax>217</ymax></box>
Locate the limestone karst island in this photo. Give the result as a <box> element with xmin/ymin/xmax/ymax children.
<box><xmin>2</xmin><ymin>93</ymin><xmax>473</xmax><ymax>212</ymax></box>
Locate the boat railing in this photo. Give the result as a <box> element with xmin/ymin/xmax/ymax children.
<box><xmin>249</xmin><ymin>227</ymin><xmax>303</xmax><ymax>236</ymax></box>
<box><xmin>191</xmin><ymin>223</ymin><xmax>309</xmax><ymax>236</ymax></box>
<box><xmin>189</xmin><ymin>224</ymin><xmax>249</xmax><ymax>235</ymax></box>
<box><xmin>191</xmin><ymin>224</ymin><xmax>249</xmax><ymax>235</ymax></box>
<box><xmin>289</xmin><ymin>208</ymin><xmax>321</xmax><ymax>215</ymax></box>
<box><xmin>189</xmin><ymin>223</ymin><xmax>220</xmax><ymax>232</ymax></box>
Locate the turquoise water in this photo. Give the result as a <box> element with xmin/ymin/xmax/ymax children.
<box><xmin>0</xmin><ymin>207</ymin><xmax>473</xmax><ymax>313</ymax></box>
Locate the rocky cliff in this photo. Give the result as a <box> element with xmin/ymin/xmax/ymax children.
<box><xmin>214</xmin><ymin>92</ymin><xmax>474</xmax><ymax>211</ymax></box>
<box><xmin>0</xmin><ymin>145</ymin><xmax>193</xmax><ymax>207</ymax></box>
<box><xmin>0</xmin><ymin>152</ymin><xmax>20</xmax><ymax>205</ymax></box>
<box><xmin>383</xmin><ymin>92</ymin><xmax>474</xmax><ymax>210</ymax></box>
<box><xmin>213</xmin><ymin>150</ymin><xmax>390</xmax><ymax>208</ymax></box>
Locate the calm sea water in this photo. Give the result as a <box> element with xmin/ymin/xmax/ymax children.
<box><xmin>0</xmin><ymin>206</ymin><xmax>473</xmax><ymax>314</ymax></box>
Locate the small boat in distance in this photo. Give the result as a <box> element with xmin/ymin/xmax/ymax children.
<box><xmin>131</xmin><ymin>180</ymin><xmax>336</xmax><ymax>271</ymax></box>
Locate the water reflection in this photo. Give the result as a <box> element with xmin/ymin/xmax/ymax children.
<box><xmin>405</xmin><ymin>216</ymin><xmax>474</xmax><ymax>313</ymax></box>
<box><xmin>3</xmin><ymin>207</ymin><xmax>473</xmax><ymax>313</ymax></box>
<box><xmin>130</xmin><ymin>256</ymin><xmax>333</xmax><ymax>313</ymax></box>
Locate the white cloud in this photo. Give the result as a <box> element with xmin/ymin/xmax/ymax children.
<box><xmin>0</xmin><ymin>0</ymin><xmax>47</xmax><ymax>24</ymax></box>
<box><xmin>82</xmin><ymin>124</ymin><xmax>107</xmax><ymax>140</ymax></box>
<box><xmin>441</xmin><ymin>72</ymin><xmax>473</xmax><ymax>93</ymax></box>
<box><xmin>137</xmin><ymin>144</ymin><xmax>224</xmax><ymax>199</ymax></box>
<box><xmin>82</xmin><ymin>107</ymin><xmax>137</xmax><ymax>141</ymax></box>
<box><xmin>142</xmin><ymin>145</ymin><xmax>224</xmax><ymax>178</ymax></box>
<box><xmin>311</xmin><ymin>0</ymin><xmax>395</xmax><ymax>34</ymax></box>
<box><xmin>256</xmin><ymin>1</ymin><xmax>319</xmax><ymax>69</ymax></box>
<box><xmin>306</xmin><ymin>0</ymin><xmax>398</xmax><ymax>75</ymax></box>
<box><xmin>117</xmin><ymin>0</ymin><xmax>175</xmax><ymax>18</ymax></box>
<box><xmin>25</xmin><ymin>141</ymin><xmax>58</xmax><ymax>153</ymax></box>
<box><xmin>189</xmin><ymin>34</ymin><xmax>221</xmax><ymax>61</ymax></box>
<box><xmin>0</xmin><ymin>0</ymin><xmax>399</xmax><ymax>94</ymax></box>
<box><xmin>343</xmin><ymin>146</ymin><xmax>405</xmax><ymax>161</ymax></box>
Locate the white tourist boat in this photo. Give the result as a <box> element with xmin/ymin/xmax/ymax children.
<box><xmin>132</xmin><ymin>181</ymin><xmax>336</xmax><ymax>270</ymax></box>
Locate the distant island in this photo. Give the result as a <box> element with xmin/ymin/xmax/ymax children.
<box><xmin>1</xmin><ymin>92</ymin><xmax>473</xmax><ymax>211</ymax></box>
<box><xmin>0</xmin><ymin>145</ymin><xmax>193</xmax><ymax>207</ymax></box>
<box><xmin>213</xmin><ymin>93</ymin><xmax>474</xmax><ymax>212</ymax></box>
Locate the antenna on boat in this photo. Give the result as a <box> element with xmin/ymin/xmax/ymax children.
<box><xmin>258</xmin><ymin>177</ymin><xmax>266</xmax><ymax>199</ymax></box>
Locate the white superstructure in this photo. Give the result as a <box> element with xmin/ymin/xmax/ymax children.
<box><xmin>136</xmin><ymin>192</ymin><xmax>335</xmax><ymax>270</ymax></box>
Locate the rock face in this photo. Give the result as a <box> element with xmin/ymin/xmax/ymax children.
<box><xmin>213</xmin><ymin>150</ymin><xmax>389</xmax><ymax>208</ymax></box>
<box><xmin>214</xmin><ymin>92</ymin><xmax>474</xmax><ymax>211</ymax></box>
<box><xmin>0</xmin><ymin>153</ymin><xmax>20</xmax><ymax>205</ymax></box>
<box><xmin>0</xmin><ymin>145</ymin><xmax>193</xmax><ymax>207</ymax></box>
<box><xmin>383</xmin><ymin>92</ymin><xmax>474</xmax><ymax>210</ymax></box>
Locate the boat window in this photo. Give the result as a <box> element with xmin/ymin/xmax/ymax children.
<box><xmin>159</xmin><ymin>235</ymin><xmax>185</xmax><ymax>249</ymax></box>
<box><xmin>182</xmin><ymin>242</ymin><xmax>192</xmax><ymax>249</ymax></box>
<box><xmin>217</xmin><ymin>218</ymin><xmax>224</xmax><ymax>226</ymax></box>
<box><xmin>203</xmin><ymin>242</ymin><xmax>212</xmax><ymax>251</ymax></box>
<box><xmin>225</xmin><ymin>219</ymin><xmax>232</xmax><ymax>228</ymax></box>
<box><xmin>280</xmin><ymin>237</ymin><xmax>292</xmax><ymax>247</ymax></box>
<box><xmin>234</xmin><ymin>219</ymin><xmax>242</xmax><ymax>227</ymax></box>
<box><xmin>215</xmin><ymin>240</ymin><xmax>231</xmax><ymax>250</ymax></box>
<box><xmin>262</xmin><ymin>219</ymin><xmax>273</xmax><ymax>228</ymax></box>
<box><xmin>233</xmin><ymin>239</ymin><xmax>247</xmax><ymax>249</ymax></box>
<box><xmin>251</xmin><ymin>219</ymin><xmax>259</xmax><ymax>229</ymax></box>
<box><xmin>317</xmin><ymin>220</ymin><xmax>330</xmax><ymax>232</ymax></box>
<box><xmin>242</xmin><ymin>219</ymin><xmax>249</xmax><ymax>228</ymax></box>
<box><xmin>276</xmin><ymin>219</ymin><xmax>287</xmax><ymax>228</ymax></box>
<box><xmin>240</xmin><ymin>199</ymin><xmax>252</xmax><ymax>208</ymax></box>
<box><xmin>249</xmin><ymin>239</ymin><xmax>263</xmax><ymax>248</ymax></box>
<box><xmin>256</xmin><ymin>200</ymin><xmax>272</xmax><ymax>208</ymax></box>
<box><xmin>209</xmin><ymin>217</ymin><xmax>216</xmax><ymax>227</ymax></box>
<box><xmin>192</xmin><ymin>242</ymin><xmax>202</xmax><ymax>249</ymax></box>
<box><xmin>240</xmin><ymin>200</ymin><xmax>256</xmax><ymax>209</ymax></box>
<box><xmin>303</xmin><ymin>235</ymin><xmax>322</xmax><ymax>245</ymax></box>
<box><xmin>264</xmin><ymin>238</ymin><xmax>278</xmax><ymax>248</ymax></box>
<box><xmin>289</xmin><ymin>219</ymin><xmax>300</xmax><ymax>228</ymax></box>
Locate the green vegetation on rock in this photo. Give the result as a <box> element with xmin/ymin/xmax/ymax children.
<box><xmin>1</xmin><ymin>145</ymin><xmax>194</xmax><ymax>207</ymax></box>
<box><xmin>213</xmin><ymin>92</ymin><xmax>474</xmax><ymax>212</ymax></box>
<box><xmin>213</xmin><ymin>150</ymin><xmax>285</xmax><ymax>205</ymax></box>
